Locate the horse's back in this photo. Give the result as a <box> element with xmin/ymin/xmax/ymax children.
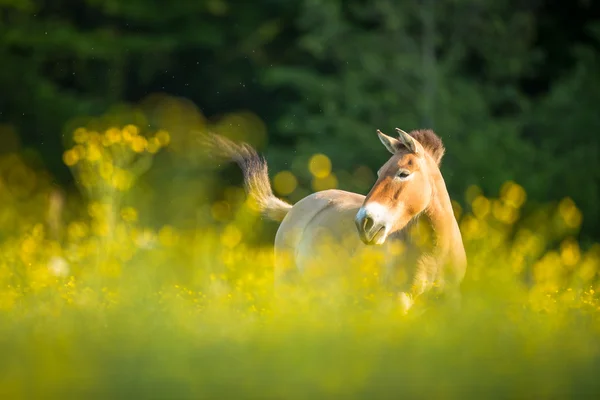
<box><xmin>273</xmin><ymin>189</ymin><xmax>427</xmax><ymax>298</ymax></box>
<box><xmin>273</xmin><ymin>189</ymin><xmax>366</xmax><ymax>283</ymax></box>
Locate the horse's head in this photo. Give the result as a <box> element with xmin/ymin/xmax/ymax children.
<box><xmin>355</xmin><ymin>128</ymin><xmax>445</xmax><ymax>245</ymax></box>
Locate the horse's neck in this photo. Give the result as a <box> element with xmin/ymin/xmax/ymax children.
<box><xmin>387</xmin><ymin>168</ymin><xmax>464</xmax><ymax>263</ymax></box>
<box><xmin>423</xmin><ymin>172</ymin><xmax>464</xmax><ymax>263</ymax></box>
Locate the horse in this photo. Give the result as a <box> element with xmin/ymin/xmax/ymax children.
<box><xmin>204</xmin><ymin>128</ymin><xmax>467</xmax><ymax>313</ymax></box>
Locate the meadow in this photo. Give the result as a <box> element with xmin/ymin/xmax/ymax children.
<box><xmin>0</xmin><ymin>114</ymin><xmax>599</xmax><ymax>399</ymax></box>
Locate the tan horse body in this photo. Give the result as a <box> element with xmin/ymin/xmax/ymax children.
<box><xmin>206</xmin><ymin>128</ymin><xmax>466</xmax><ymax>313</ymax></box>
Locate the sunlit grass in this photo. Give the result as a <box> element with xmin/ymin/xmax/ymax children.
<box><xmin>0</xmin><ymin>117</ymin><xmax>599</xmax><ymax>399</ymax></box>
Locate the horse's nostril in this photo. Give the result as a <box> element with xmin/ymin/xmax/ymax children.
<box><xmin>363</xmin><ymin>215</ymin><xmax>374</xmax><ymax>232</ymax></box>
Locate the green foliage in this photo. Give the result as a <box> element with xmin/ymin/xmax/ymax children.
<box><xmin>526</xmin><ymin>26</ymin><xmax>600</xmax><ymax>238</ymax></box>
<box><xmin>260</xmin><ymin>0</ymin><xmax>536</xmax><ymax>206</ymax></box>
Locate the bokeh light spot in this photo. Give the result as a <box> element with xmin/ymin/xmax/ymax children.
<box><xmin>558</xmin><ymin>197</ymin><xmax>583</xmax><ymax>228</ymax></box>
<box><xmin>221</xmin><ymin>224</ymin><xmax>242</xmax><ymax>248</ymax></box>
<box><xmin>472</xmin><ymin>196</ymin><xmax>490</xmax><ymax>219</ymax></box>
<box><xmin>312</xmin><ymin>173</ymin><xmax>338</xmax><ymax>192</ymax></box>
<box><xmin>309</xmin><ymin>154</ymin><xmax>332</xmax><ymax>178</ymax></box>
<box><xmin>273</xmin><ymin>171</ymin><xmax>297</xmax><ymax>196</ymax></box>
<box><xmin>62</xmin><ymin>150</ymin><xmax>79</xmax><ymax>166</ymax></box>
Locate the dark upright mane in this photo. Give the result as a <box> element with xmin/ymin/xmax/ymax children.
<box><xmin>409</xmin><ymin>129</ymin><xmax>445</xmax><ymax>165</ymax></box>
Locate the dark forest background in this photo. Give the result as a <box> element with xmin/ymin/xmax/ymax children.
<box><xmin>1</xmin><ymin>0</ymin><xmax>599</xmax><ymax>243</ymax></box>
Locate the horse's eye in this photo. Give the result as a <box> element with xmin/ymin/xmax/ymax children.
<box><xmin>397</xmin><ymin>171</ymin><xmax>411</xmax><ymax>179</ymax></box>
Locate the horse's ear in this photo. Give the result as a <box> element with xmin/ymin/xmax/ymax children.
<box><xmin>395</xmin><ymin>128</ymin><xmax>419</xmax><ymax>155</ymax></box>
<box><xmin>377</xmin><ymin>129</ymin><xmax>401</xmax><ymax>154</ymax></box>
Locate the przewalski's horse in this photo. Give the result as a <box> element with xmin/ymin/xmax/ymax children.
<box><xmin>205</xmin><ymin>128</ymin><xmax>467</xmax><ymax>313</ymax></box>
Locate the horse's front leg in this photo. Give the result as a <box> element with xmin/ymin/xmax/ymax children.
<box><xmin>398</xmin><ymin>291</ymin><xmax>415</xmax><ymax>315</ymax></box>
<box><xmin>397</xmin><ymin>255</ymin><xmax>437</xmax><ymax>315</ymax></box>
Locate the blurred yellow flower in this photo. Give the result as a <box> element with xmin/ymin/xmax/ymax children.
<box><xmin>501</xmin><ymin>181</ymin><xmax>527</xmax><ymax>208</ymax></box>
<box><xmin>92</xmin><ymin>220</ymin><xmax>110</xmax><ymax>237</ymax></box>
<box><xmin>87</xmin><ymin>130</ymin><xmax>101</xmax><ymax>143</ymax></box>
<box><xmin>99</xmin><ymin>161</ymin><xmax>113</xmax><ymax>180</ymax></box>
<box><xmin>88</xmin><ymin>202</ymin><xmax>105</xmax><ymax>218</ymax></box>
<box><xmin>465</xmin><ymin>185</ymin><xmax>482</xmax><ymax>204</ymax></box>
<box><xmin>460</xmin><ymin>215</ymin><xmax>479</xmax><ymax>239</ymax></box>
<box><xmin>472</xmin><ymin>196</ymin><xmax>490</xmax><ymax>219</ymax></box>
<box><xmin>123</xmin><ymin>124</ymin><xmax>139</xmax><ymax>139</ymax></box>
<box><xmin>493</xmin><ymin>200</ymin><xmax>518</xmax><ymax>224</ymax></box>
<box><xmin>131</xmin><ymin>136</ymin><xmax>147</xmax><ymax>153</ymax></box>
<box><xmin>62</xmin><ymin>149</ymin><xmax>79</xmax><ymax>166</ymax></box>
<box><xmin>73</xmin><ymin>144</ymin><xmax>86</xmax><ymax>158</ymax></box>
<box><xmin>73</xmin><ymin>128</ymin><xmax>89</xmax><ymax>144</ymax></box>
<box><xmin>147</xmin><ymin>137</ymin><xmax>161</xmax><ymax>154</ymax></box>
<box><xmin>105</xmin><ymin>128</ymin><xmax>122</xmax><ymax>144</ymax></box>
<box><xmin>155</xmin><ymin>130</ymin><xmax>171</xmax><ymax>146</ymax></box>
<box><xmin>273</xmin><ymin>171</ymin><xmax>297</xmax><ymax>196</ymax></box>
<box><xmin>221</xmin><ymin>224</ymin><xmax>242</xmax><ymax>248</ymax></box>
<box><xmin>67</xmin><ymin>221</ymin><xmax>89</xmax><ymax>239</ymax></box>
<box><xmin>121</xmin><ymin>207</ymin><xmax>138</xmax><ymax>223</ymax></box>
<box><xmin>86</xmin><ymin>143</ymin><xmax>102</xmax><ymax>162</ymax></box>
<box><xmin>558</xmin><ymin>197</ymin><xmax>583</xmax><ymax>228</ymax></box>
<box><xmin>560</xmin><ymin>238</ymin><xmax>581</xmax><ymax>267</ymax></box>
<box><xmin>20</xmin><ymin>236</ymin><xmax>37</xmax><ymax>256</ymax></box>
<box><xmin>111</xmin><ymin>169</ymin><xmax>133</xmax><ymax>191</ymax></box>
<box><xmin>309</xmin><ymin>154</ymin><xmax>332</xmax><ymax>178</ymax></box>
<box><xmin>312</xmin><ymin>173</ymin><xmax>338</xmax><ymax>192</ymax></box>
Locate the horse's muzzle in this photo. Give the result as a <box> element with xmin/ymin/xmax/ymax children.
<box><xmin>355</xmin><ymin>212</ymin><xmax>387</xmax><ymax>245</ymax></box>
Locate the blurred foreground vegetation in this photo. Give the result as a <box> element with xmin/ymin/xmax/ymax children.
<box><xmin>0</xmin><ymin>102</ymin><xmax>599</xmax><ymax>399</ymax></box>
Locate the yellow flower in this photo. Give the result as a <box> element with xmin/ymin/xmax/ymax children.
<box><xmin>86</xmin><ymin>143</ymin><xmax>102</xmax><ymax>162</ymax></box>
<box><xmin>121</xmin><ymin>207</ymin><xmax>138</xmax><ymax>222</ymax></box>
<box><xmin>92</xmin><ymin>220</ymin><xmax>110</xmax><ymax>237</ymax></box>
<box><xmin>147</xmin><ymin>137</ymin><xmax>161</xmax><ymax>154</ymax></box>
<box><xmin>87</xmin><ymin>201</ymin><xmax>105</xmax><ymax>218</ymax></box>
<box><xmin>105</xmin><ymin>127</ymin><xmax>122</xmax><ymax>144</ymax></box>
<box><xmin>558</xmin><ymin>197</ymin><xmax>582</xmax><ymax>229</ymax></box>
<box><xmin>99</xmin><ymin>162</ymin><xmax>113</xmax><ymax>180</ymax></box>
<box><xmin>472</xmin><ymin>196</ymin><xmax>491</xmax><ymax>219</ymax></box>
<box><xmin>500</xmin><ymin>181</ymin><xmax>527</xmax><ymax>208</ymax></box>
<box><xmin>73</xmin><ymin>128</ymin><xmax>89</xmax><ymax>144</ymax></box>
<box><xmin>67</xmin><ymin>221</ymin><xmax>89</xmax><ymax>239</ymax></box>
<box><xmin>62</xmin><ymin>149</ymin><xmax>79</xmax><ymax>166</ymax></box>
<box><xmin>78</xmin><ymin>168</ymin><xmax>97</xmax><ymax>188</ymax></box>
<box><xmin>308</xmin><ymin>153</ymin><xmax>332</xmax><ymax>178</ymax></box>
<box><xmin>122</xmin><ymin>124</ymin><xmax>140</xmax><ymax>142</ymax></box>
<box><xmin>221</xmin><ymin>224</ymin><xmax>242</xmax><ymax>248</ymax></box>
<box><xmin>102</xmin><ymin>135</ymin><xmax>112</xmax><ymax>147</ymax></box>
<box><xmin>273</xmin><ymin>171</ymin><xmax>297</xmax><ymax>196</ymax></box>
<box><xmin>155</xmin><ymin>130</ymin><xmax>170</xmax><ymax>146</ymax></box>
<box><xmin>87</xmin><ymin>130</ymin><xmax>101</xmax><ymax>143</ymax></box>
<box><xmin>560</xmin><ymin>238</ymin><xmax>581</xmax><ymax>267</ymax></box>
<box><xmin>130</xmin><ymin>136</ymin><xmax>147</xmax><ymax>153</ymax></box>
<box><xmin>112</xmin><ymin>169</ymin><xmax>133</xmax><ymax>191</ymax></box>
<box><xmin>312</xmin><ymin>173</ymin><xmax>338</xmax><ymax>191</ymax></box>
